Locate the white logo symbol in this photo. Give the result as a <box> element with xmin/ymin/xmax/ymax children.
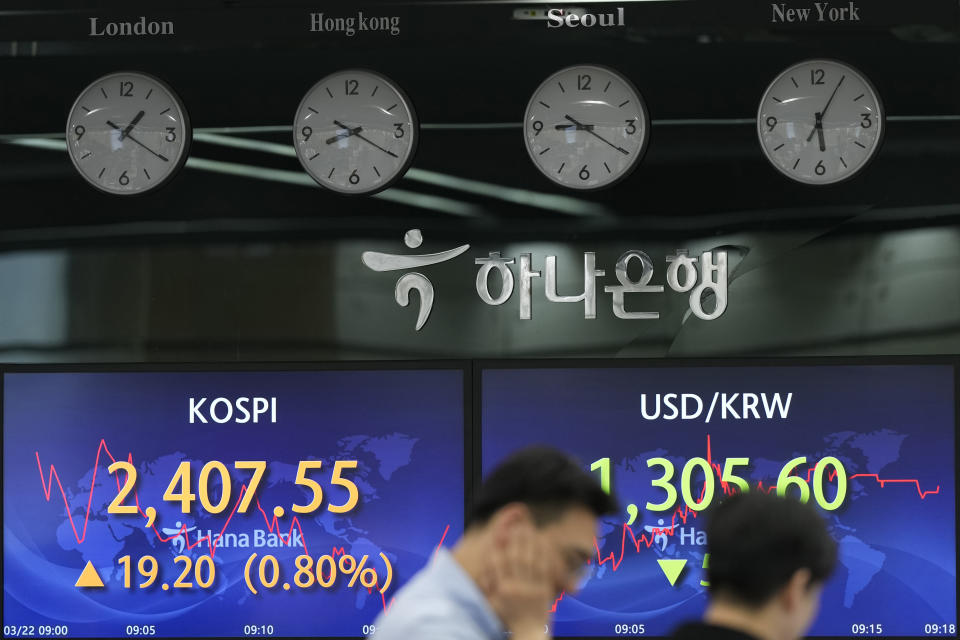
<box><xmin>361</xmin><ymin>229</ymin><xmax>469</xmax><ymax>331</ymax></box>
<box><xmin>161</xmin><ymin>521</ymin><xmax>197</xmax><ymax>553</ymax></box>
<box><xmin>644</xmin><ymin>519</ymin><xmax>669</xmax><ymax>552</ymax></box>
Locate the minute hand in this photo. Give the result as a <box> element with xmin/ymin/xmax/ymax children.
<box><xmin>821</xmin><ymin>75</ymin><xmax>845</xmax><ymax>118</ymax></box>
<box><xmin>355</xmin><ymin>132</ymin><xmax>398</xmax><ymax>158</ymax></box>
<box><xmin>807</xmin><ymin>75</ymin><xmax>846</xmax><ymax>142</ymax></box>
<box><xmin>106</xmin><ymin>120</ymin><xmax>169</xmax><ymax>161</ymax></box>
<box><xmin>564</xmin><ymin>114</ymin><xmax>628</xmax><ymax>155</ymax></box>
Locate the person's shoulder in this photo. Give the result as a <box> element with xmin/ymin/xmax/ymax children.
<box><xmin>669</xmin><ymin>622</ymin><xmax>761</xmax><ymax>640</ymax></box>
<box><xmin>372</xmin><ymin>599</ymin><xmax>488</xmax><ymax>640</ymax></box>
<box><xmin>369</xmin><ymin>569</ymin><xmax>491</xmax><ymax>640</ymax></box>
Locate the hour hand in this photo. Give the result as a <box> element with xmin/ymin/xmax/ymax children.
<box><xmin>327</xmin><ymin>121</ymin><xmax>363</xmax><ymax>144</ymax></box>
<box><xmin>805</xmin><ymin>113</ymin><xmax>817</xmax><ymax>141</ymax></box>
<box><xmin>805</xmin><ymin>112</ymin><xmax>826</xmax><ymax>151</ymax></box>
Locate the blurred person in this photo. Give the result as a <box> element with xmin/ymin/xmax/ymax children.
<box><xmin>671</xmin><ymin>492</ymin><xmax>837</xmax><ymax>640</ymax></box>
<box><xmin>368</xmin><ymin>446</ymin><xmax>618</xmax><ymax>640</ymax></box>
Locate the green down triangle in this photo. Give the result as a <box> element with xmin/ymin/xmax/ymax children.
<box><xmin>657</xmin><ymin>559</ymin><xmax>688</xmax><ymax>586</ymax></box>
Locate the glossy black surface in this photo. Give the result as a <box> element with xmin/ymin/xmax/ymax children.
<box><xmin>0</xmin><ymin>1</ymin><xmax>957</xmax><ymax>244</ymax></box>
<box><xmin>0</xmin><ymin>1</ymin><xmax>957</xmax><ymax>360</ymax></box>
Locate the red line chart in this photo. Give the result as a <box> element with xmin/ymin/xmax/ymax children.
<box><xmin>553</xmin><ymin>433</ymin><xmax>940</xmax><ymax>612</ymax></box>
<box><xmin>34</xmin><ymin>438</ymin><xmax>451</xmax><ymax>613</ymax></box>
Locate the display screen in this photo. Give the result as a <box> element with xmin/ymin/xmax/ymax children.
<box><xmin>481</xmin><ymin>362</ymin><xmax>957</xmax><ymax>637</ymax></box>
<box><xmin>3</xmin><ymin>367</ymin><xmax>466</xmax><ymax>638</ymax></box>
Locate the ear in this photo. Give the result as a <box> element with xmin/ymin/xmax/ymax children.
<box><xmin>489</xmin><ymin>503</ymin><xmax>533</xmax><ymax>546</ymax></box>
<box><xmin>781</xmin><ymin>568</ymin><xmax>812</xmax><ymax>612</ymax></box>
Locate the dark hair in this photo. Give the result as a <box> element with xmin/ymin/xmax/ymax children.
<box><xmin>467</xmin><ymin>446</ymin><xmax>619</xmax><ymax>528</ymax></box>
<box><xmin>706</xmin><ymin>492</ymin><xmax>837</xmax><ymax>606</ymax></box>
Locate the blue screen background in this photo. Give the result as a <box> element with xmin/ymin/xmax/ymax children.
<box><xmin>3</xmin><ymin>369</ymin><xmax>465</xmax><ymax>638</ymax></box>
<box><xmin>481</xmin><ymin>364</ymin><xmax>957</xmax><ymax>637</ymax></box>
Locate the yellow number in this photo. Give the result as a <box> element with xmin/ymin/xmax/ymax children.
<box><xmin>316</xmin><ymin>555</ymin><xmax>336</xmax><ymax>588</ymax></box>
<box><xmin>173</xmin><ymin>555</ymin><xmax>193</xmax><ymax>588</ymax></box>
<box><xmin>164</xmin><ymin>462</ymin><xmax>197</xmax><ymax>513</ymax></box>
<box><xmin>327</xmin><ymin>461</ymin><xmax>359</xmax><ymax>514</ymax></box>
<box><xmin>294</xmin><ymin>555</ymin><xmax>315</xmax><ymax>588</ymax></box>
<box><xmin>118</xmin><ymin>555</ymin><xmax>132</xmax><ymax>588</ymax></box>
<box><xmin>234</xmin><ymin>461</ymin><xmax>267</xmax><ymax>513</ymax></box>
<box><xmin>107</xmin><ymin>461</ymin><xmax>138</xmax><ymax>514</ymax></box>
<box><xmin>680</xmin><ymin>457</ymin><xmax>715</xmax><ymax>512</ymax></box>
<box><xmin>258</xmin><ymin>555</ymin><xmax>279</xmax><ymax>588</ymax></box>
<box><xmin>591</xmin><ymin>457</ymin><xmax>611</xmax><ymax>495</ymax></box>
<box><xmin>198</xmin><ymin>461</ymin><xmax>231</xmax><ymax>514</ymax></box>
<box><xmin>720</xmin><ymin>457</ymin><xmax>750</xmax><ymax>494</ymax></box>
<box><xmin>292</xmin><ymin>461</ymin><xmax>324</xmax><ymax>514</ymax></box>
<box><xmin>812</xmin><ymin>456</ymin><xmax>847</xmax><ymax>511</ymax></box>
<box><xmin>138</xmin><ymin>555</ymin><xmax>158</xmax><ymax>589</ymax></box>
<box><xmin>195</xmin><ymin>555</ymin><xmax>215</xmax><ymax>588</ymax></box>
<box><xmin>645</xmin><ymin>457</ymin><xmax>677</xmax><ymax>512</ymax></box>
<box><xmin>777</xmin><ymin>457</ymin><xmax>810</xmax><ymax>503</ymax></box>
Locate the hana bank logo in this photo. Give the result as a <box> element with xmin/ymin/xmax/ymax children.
<box><xmin>361</xmin><ymin>229</ymin><xmax>470</xmax><ymax>331</ymax></box>
<box><xmin>161</xmin><ymin>521</ymin><xmax>198</xmax><ymax>553</ymax></box>
<box><xmin>361</xmin><ymin>229</ymin><xmax>729</xmax><ymax>332</ymax></box>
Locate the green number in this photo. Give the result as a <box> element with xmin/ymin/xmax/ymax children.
<box><xmin>591</xmin><ymin>457</ymin><xmax>611</xmax><ymax>495</ymax></box>
<box><xmin>777</xmin><ymin>456</ymin><xmax>811</xmax><ymax>503</ymax></box>
<box><xmin>646</xmin><ymin>457</ymin><xmax>677</xmax><ymax>511</ymax></box>
<box><xmin>812</xmin><ymin>456</ymin><xmax>846</xmax><ymax>510</ymax></box>
<box><xmin>720</xmin><ymin>457</ymin><xmax>750</xmax><ymax>493</ymax></box>
<box><xmin>681</xmin><ymin>457</ymin><xmax>714</xmax><ymax>512</ymax></box>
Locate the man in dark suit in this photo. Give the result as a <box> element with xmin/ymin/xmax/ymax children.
<box><xmin>671</xmin><ymin>492</ymin><xmax>837</xmax><ymax>640</ymax></box>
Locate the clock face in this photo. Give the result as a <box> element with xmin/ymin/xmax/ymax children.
<box><xmin>293</xmin><ymin>69</ymin><xmax>418</xmax><ymax>195</ymax></box>
<box><xmin>66</xmin><ymin>71</ymin><xmax>190</xmax><ymax>195</ymax></box>
<box><xmin>758</xmin><ymin>59</ymin><xmax>883</xmax><ymax>185</ymax></box>
<box><xmin>523</xmin><ymin>64</ymin><xmax>650</xmax><ymax>190</ymax></box>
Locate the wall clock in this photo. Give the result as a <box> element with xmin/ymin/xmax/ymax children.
<box><xmin>523</xmin><ymin>64</ymin><xmax>650</xmax><ymax>190</ymax></box>
<box><xmin>66</xmin><ymin>71</ymin><xmax>191</xmax><ymax>195</ymax></box>
<box><xmin>293</xmin><ymin>69</ymin><xmax>418</xmax><ymax>195</ymax></box>
<box><xmin>758</xmin><ymin>59</ymin><xmax>883</xmax><ymax>185</ymax></box>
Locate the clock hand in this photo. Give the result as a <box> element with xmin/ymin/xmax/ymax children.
<box><xmin>331</xmin><ymin>119</ymin><xmax>398</xmax><ymax>158</ymax></box>
<box><xmin>806</xmin><ymin>112</ymin><xmax>822</xmax><ymax>143</ymax></box>
<box><xmin>555</xmin><ymin>123</ymin><xmax>595</xmax><ymax>131</ymax></box>
<box><xmin>816</xmin><ymin>114</ymin><xmax>826</xmax><ymax>152</ymax></box>
<box><xmin>325</xmin><ymin>125</ymin><xmax>363</xmax><ymax>144</ymax></box>
<box><xmin>805</xmin><ymin>75</ymin><xmax>845</xmax><ymax>143</ymax></box>
<box><xmin>124</xmin><ymin>132</ymin><xmax>170</xmax><ymax>162</ymax></box>
<box><xmin>328</xmin><ymin>121</ymin><xmax>364</xmax><ymax>144</ymax></box>
<box><xmin>354</xmin><ymin>132</ymin><xmax>399</xmax><ymax>158</ymax></box>
<box><xmin>564</xmin><ymin>114</ymin><xmax>629</xmax><ymax>155</ymax></box>
<box><xmin>120</xmin><ymin>110</ymin><xmax>145</xmax><ymax>141</ymax></box>
<box><xmin>563</xmin><ymin>114</ymin><xmax>590</xmax><ymax>128</ymax></box>
<box><xmin>106</xmin><ymin>120</ymin><xmax>169</xmax><ymax>161</ymax></box>
<box><xmin>820</xmin><ymin>75</ymin><xmax>845</xmax><ymax>119</ymax></box>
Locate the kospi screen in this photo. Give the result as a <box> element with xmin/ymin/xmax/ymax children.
<box><xmin>3</xmin><ymin>366</ymin><xmax>466</xmax><ymax>638</ymax></box>
<box><xmin>481</xmin><ymin>361</ymin><xmax>957</xmax><ymax>637</ymax></box>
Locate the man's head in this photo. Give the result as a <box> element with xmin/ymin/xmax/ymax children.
<box><xmin>705</xmin><ymin>492</ymin><xmax>837</xmax><ymax>640</ymax></box>
<box><xmin>465</xmin><ymin>446</ymin><xmax>619</xmax><ymax>595</ymax></box>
